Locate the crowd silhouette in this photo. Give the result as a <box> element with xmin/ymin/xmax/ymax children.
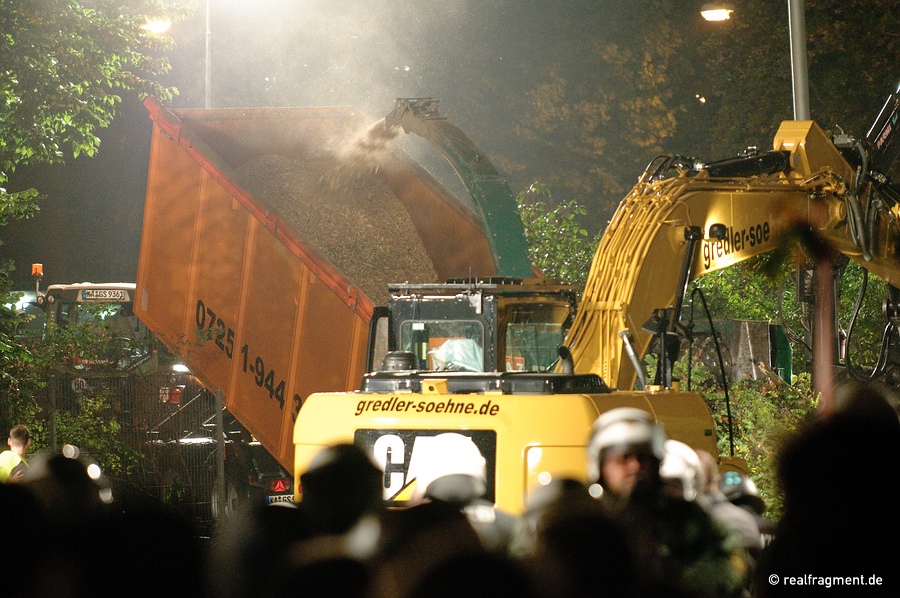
<box><xmin>2</xmin><ymin>381</ymin><xmax>897</xmax><ymax>597</ymax></box>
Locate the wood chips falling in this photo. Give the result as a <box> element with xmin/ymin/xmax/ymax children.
<box><xmin>233</xmin><ymin>149</ymin><xmax>438</xmax><ymax>305</ymax></box>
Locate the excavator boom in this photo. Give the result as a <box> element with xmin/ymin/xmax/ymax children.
<box><xmin>567</xmin><ymin>119</ymin><xmax>900</xmax><ymax>390</ymax></box>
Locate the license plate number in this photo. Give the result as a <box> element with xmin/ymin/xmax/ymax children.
<box><xmin>266</xmin><ymin>494</ymin><xmax>294</xmax><ymax>505</ymax></box>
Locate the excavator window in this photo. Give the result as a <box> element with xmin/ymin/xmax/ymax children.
<box><xmin>502</xmin><ymin>302</ymin><xmax>573</xmax><ymax>372</ymax></box>
<box><xmin>399</xmin><ymin>320</ymin><xmax>485</xmax><ymax>371</ymax></box>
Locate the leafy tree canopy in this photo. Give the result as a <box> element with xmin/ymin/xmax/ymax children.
<box><xmin>517</xmin><ymin>182</ymin><xmax>599</xmax><ymax>285</ymax></box>
<box><xmin>507</xmin><ymin>0</ymin><xmax>900</xmax><ymax>232</ymax></box>
<box><xmin>1</xmin><ymin>0</ymin><xmax>189</xmax><ymax>451</ymax></box>
<box><xmin>0</xmin><ymin>0</ymin><xmax>190</xmax><ymax>233</ymax></box>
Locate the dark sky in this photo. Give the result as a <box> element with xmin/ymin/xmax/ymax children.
<box><xmin>0</xmin><ymin>1</ymin><xmax>644</xmax><ymax>288</ymax></box>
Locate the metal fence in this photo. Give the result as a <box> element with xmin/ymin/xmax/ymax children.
<box><xmin>48</xmin><ymin>368</ymin><xmax>224</xmax><ymax>535</ymax></box>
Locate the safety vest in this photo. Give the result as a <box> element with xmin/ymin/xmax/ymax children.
<box><xmin>0</xmin><ymin>450</ymin><xmax>24</xmax><ymax>483</ymax></box>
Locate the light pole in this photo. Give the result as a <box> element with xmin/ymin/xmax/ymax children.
<box><xmin>702</xmin><ymin>1</ymin><xmax>836</xmax><ymax>410</ymax></box>
<box><xmin>786</xmin><ymin>0</ymin><xmax>809</xmax><ymax>120</ymax></box>
<box><xmin>142</xmin><ymin>8</ymin><xmax>209</xmax><ymax>108</ymax></box>
<box><xmin>205</xmin><ymin>0</ymin><xmax>212</xmax><ymax>108</ymax></box>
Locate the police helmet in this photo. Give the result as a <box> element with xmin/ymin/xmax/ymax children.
<box><xmin>586</xmin><ymin>407</ymin><xmax>666</xmax><ymax>484</ymax></box>
<box><xmin>412</xmin><ymin>432</ymin><xmax>487</xmax><ymax>504</ymax></box>
<box><xmin>659</xmin><ymin>439</ymin><xmax>704</xmax><ymax>501</ymax></box>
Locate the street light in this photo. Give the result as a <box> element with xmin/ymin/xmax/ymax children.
<box><xmin>145</xmin><ymin>5</ymin><xmax>210</xmax><ymax>107</ymax></box>
<box><xmin>143</xmin><ymin>18</ymin><xmax>173</xmax><ymax>35</ymax></box>
<box><xmin>701</xmin><ymin>1</ymin><xmax>810</xmax><ymax>120</ymax></box>
<box><xmin>700</xmin><ymin>3</ymin><xmax>733</xmax><ymax>22</ymax></box>
<box><xmin>785</xmin><ymin>0</ymin><xmax>809</xmax><ymax>120</ymax></box>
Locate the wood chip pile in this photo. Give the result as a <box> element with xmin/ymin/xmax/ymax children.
<box><xmin>233</xmin><ymin>149</ymin><xmax>439</xmax><ymax>305</ymax></box>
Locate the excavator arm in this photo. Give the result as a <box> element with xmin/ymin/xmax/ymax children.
<box><xmin>383</xmin><ymin>98</ymin><xmax>534</xmax><ymax>277</ymax></box>
<box><xmin>567</xmin><ymin>119</ymin><xmax>900</xmax><ymax>390</ymax></box>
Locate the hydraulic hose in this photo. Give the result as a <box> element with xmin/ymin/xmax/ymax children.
<box><xmin>689</xmin><ymin>287</ymin><xmax>735</xmax><ymax>457</ymax></box>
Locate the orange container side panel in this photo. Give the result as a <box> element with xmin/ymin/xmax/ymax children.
<box><xmin>184</xmin><ymin>176</ymin><xmax>253</xmax><ymax>388</ymax></box>
<box><xmin>137</xmin><ymin>108</ymin><xmax>372</xmax><ymax>471</ymax></box>
<box><xmin>224</xmin><ymin>220</ymin><xmax>308</xmax><ymax>464</ymax></box>
<box><xmin>291</xmin><ymin>271</ymin><xmax>367</xmax><ymax>397</ymax></box>
<box><xmin>137</xmin><ymin>126</ymin><xmax>203</xmax><ymax>342</ymax></box>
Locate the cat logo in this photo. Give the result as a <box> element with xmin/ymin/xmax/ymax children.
<box><xmin>355</xmin><ymin>429</ymin><xmax>497</xmax><ymax>507</ymax></box>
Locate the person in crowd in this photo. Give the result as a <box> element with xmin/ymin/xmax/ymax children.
<box><xmin>296</xmin><ymin>442</ymin><xmax>386</xmax><ymax>544</ymax></box>
<box><xmin>693</xmin><ymin>450</ymin><xmax>763</xmax><ymax>556</ymax></box>
<box><xmin>209</xmin><ymin>443</ymin><xmax>384</xmax><ymax>598</ymax></box>
<box><xmin>0</xmin><ymin>481</ymin><xmax>44</xmax><ymax>596</ymax></box>
<box><xmin>372</xmin><ymin>433</ymin><xmax>502</xmax><ymax>598</ymax></box>
<box><xmin>718</xmin><ymin>470</ymin><xmax>776</xmax><ymax>550</ymax></box>
<box><xmin>521</xmin><ymin>477</ymin><xmax>637</xmax><ymax>597</ymax></box>
<box><xmin>659</xmin><ymin>439</ymin><xmax>709</xmax><ymax>505</ymax></box>
<box><xmin>407</xmin><ymin>551</ymin><xmax>541</xmax><ymax>598</ymax></box>
<box><xmin>0</xmin><ymin>424</ymin><xmax>31</xmax><ymax>483</ymax></box>
<box><xmin>756</xmin><ymin>382</ymin><xmax>900</xmax><ymax>597</ymax></box>
<box><xmin>586</xmin><ymin>407</ymin><xmax>748</xmax><ymax>597</ymax></box>
<box><xmin>18</xmin><ymin>444</ymin><xmax>207</xmax><ymax>598</ymax></box>
<box><xmin>21</xmin><ymin>444</ymin><xmax>110</xmax><ymax>525</ymax></box>
<box><xmin>514</xmin><ymin>477</ymin><xmax>594</xmax><ymax>557</ymax></box>
<box><xmin>407</xmin><ymin>432</ymin><xmax>517</xmax><ymax>553</ymax></box>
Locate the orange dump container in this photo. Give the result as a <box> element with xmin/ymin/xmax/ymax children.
<box><xmin>136</xmin><ymin>98</ymin><xmax>498</xmax><ymax>470</ymax></box>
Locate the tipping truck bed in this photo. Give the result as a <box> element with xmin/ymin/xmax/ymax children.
<box><xmin>136</xmin><ymin>98</ymin><xmax>501</xmax><ymax>471</ymax></box>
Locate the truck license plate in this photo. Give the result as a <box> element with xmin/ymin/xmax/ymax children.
<box><xmin>266</xmin><ymin>494</ymin><xmax>294</xmax><ymax>505</ymax></box>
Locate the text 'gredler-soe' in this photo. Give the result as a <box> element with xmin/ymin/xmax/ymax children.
<box><xmin>703</xmin><ymin>221</ymin><xmax>771</xmax><ymax>269</ymax></box>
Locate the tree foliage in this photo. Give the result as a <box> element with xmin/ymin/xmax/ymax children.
<box><xmin>507</xmin><ymin>0</ymin><xmax>900</xmax><ymax>233</ymax></box>
<box><xmin>0</xmin><ymin>0</ymin><xmax>187</xmax><ymax>171</ymax></box>
<box><xmin>516</xmin><ymin>182</ymin><xmax>599</xmax><ymax>284</ymax></box>
<box><xmin>1</xmin><ymin>312</ymin><xmax>146</xmax><ymax>476</ymax></box>
<box><xmin>0</xmin><ymin>0</ymin><xmax>188</xmax><ymax>469</ymax></box>
<box><xmin>689</xmin><ymin>363</ymin><xmax>818</xmax><ymax>520</ymax></box>
<box><xmin>0</xmin><ymin>0</ymin><xmax>190</xmax><ymax>269</ymax></box>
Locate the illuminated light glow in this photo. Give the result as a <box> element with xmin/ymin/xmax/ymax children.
<box><xmin>695</xmin><ymin>94</ymin><xmax>707</xmax><ymax>104</ymax></box>
<box><xmin>142</xmin><ymin>19</ymin><xmax>172</xmax><ymax>35</ymax></box>
<box><xmin>537</xmin><ymin>471</ymin><xmax>553</xmax><ymax>486</ymax></box>
<box><xmin>87</xmin><ymin>463</ymin><xmax>102</xmax><ymax>480</ymax></box>
<box><xmin>527</xmin><ymin>447</ymin><xmax>543</xmax><ymax>470</ymax></box>
<box><xmin>700</xmin><ymin>4</ymin><xmax>734</xmax><ymax>21</ymax></box>
<box><xmin>62</xmin><ymin>444</ymin><xmax>80</xmax><ymax>459</ymax></box>
<box><xmin>172</xmin><ymin>363</ymin><xmax>190</xmax><ymax>373</ymax></box>
<box><xmin>588</xmin><ymin>483</ymin><xmax>604</xmax><ymax>498</ymax></box>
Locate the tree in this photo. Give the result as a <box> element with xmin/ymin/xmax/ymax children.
<box><xmin>0</xmin><ymin>0</ymin><xmax>189</xmax><ymax>269</ymax></box>
<box><xmin>510</xmin><ymin>2</ymin><xmax>691</xmax><ymax>226</ymax></box>
<box><xmin>1</xmin><ymin>0</ymin><xmax>189</xmax><ymax>460</ymax></box>
<box><xmin>516</xmin><ymin>182</ymin><xmax>599</xmax><ymax>284</ymax></box>
<box><xmin>505</xmin><ymin>0</ymin><xmax>900</xmax><ymax>235</ymax></box>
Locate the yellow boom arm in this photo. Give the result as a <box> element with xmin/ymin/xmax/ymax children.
<box><xmin>567</xmin><ymin>120</ymin><xmax>900</xmax><ymax>390</ymax></box>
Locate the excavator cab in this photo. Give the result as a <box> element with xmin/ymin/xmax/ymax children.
<box><xmin>366</xmin><ymin>278</ymin><xmax>579</xmax><ymax>374</ymax></box>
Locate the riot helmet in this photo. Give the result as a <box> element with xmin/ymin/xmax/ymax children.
<box><xmin>586</xmin><ymin>407</ymin><xmax>666</xmax><ymax>485</ymax></box>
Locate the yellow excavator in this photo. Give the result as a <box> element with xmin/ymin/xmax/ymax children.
<box><xmin>293</xmin><ymin>87</ymin><xmax>900</xmax><ymax>514</ymax></box>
